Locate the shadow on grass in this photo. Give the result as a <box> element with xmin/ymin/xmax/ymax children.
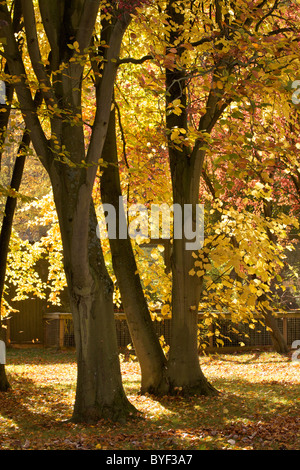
<box><xmin>149</xmin><ymin>375</ymin><xmax>299</xmax><ymax>428</ymax></box>
<box><xmin>6</xmin><ymin>346</ymin><xmax>76</xmax><ymax>365</ymax></box>
<box><xmin>1</xmin><ymin>348</ymin><xmax>299</xmax><ymax>450</ymax></box>
<box><xmin>0</xmin><ymin>376</ymin><xmax>74</xmax><ymax>451</ymax></box>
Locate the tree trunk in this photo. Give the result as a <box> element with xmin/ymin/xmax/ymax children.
<box><xmin>166</xmin><ymin>182</ymin><xmax>217</xmax><ymax>395</ymax></box>
<box><xmin>264</xmin><ymin>310</ymin><xmax>289</xmax><ymax>354</ymax></box>
<box><xmin>259</xmin><ymin>201</ymin><xmax>289</xmax><ymax>354</ymax></box>
<box><xmin>0</xmin><ymin>126</ymin><xmax>35</xmax><ymax>392</ymax></box>
<box><xmin>50</xmin><ymin>159</ymin><xmax>137</xmax><ymax>422</ymax></box>
<box><xmin>163</xmin><ymin>0</ymin><xmax>217</xmax><ymax>396</ymax></box>
<box><xmin>1</xmin><ymin>0</ymin><xmax>137</xmax><ymax>420</ymax></box>
<box><xmin>0</xmin><ymin>364</ymin><xmax>10</xmax><ymax>392</ymax></box>
<box><xmin>71</xmin><ymin>204</ymin><xmax>136</xmax><ymax>422</ymax></box>
<box><xmin>100</xmin><ymin>106</ymin><xmax>169</xmax><ymax>394</ymax></box>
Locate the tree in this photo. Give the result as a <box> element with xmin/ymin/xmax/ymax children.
<box><xmin>1</xmin><ymin>0</ymin><xmax>299</xmax><ymax>406</ymax></box>
<box><xmin>0</xmin><ymin>2</ymin><xmax>41</xmax><ymax>391</ymax></box>
<box><xmin>100</xmin><ymin>0</ymin><xmax>299</xmax><ymax>394</ymax></box>
<box><xmin>197</xmin><ymin>104</ymin><xmax>298</xmax><ymax>353</ymax></box>
<box><xmin>0</xmin><ymin>0</ymin><xmax>143</xmax><ymax>422</ymax></box>
<box><xmin>100</xmin><ymin>102</ymin><xmax>170</xmax><ymax>394</ymax></box>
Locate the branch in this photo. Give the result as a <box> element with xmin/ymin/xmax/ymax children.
<box><xmin>0</xmin><ymin>3</ymin><xmax>50</xmax><ymax>169</ymax></box>
<box><xmin>255</xmin><ymin>0</ymin><xmax>279</xmax><ymax>32</ymax></box>
<box><xmin>76</xmin><ymin>0</ymin><xmax>101</xmax><ymax>53</ymax></box>
<box><xmin>118</xmin><ymin>53</ymin><xmax>153</xmax><ymax>65</ymax></box>
<box><xmin>265</xmin><ymin>27</ymin><xmax>296</xmax><ymax>37</ymax></box>
<box><xmin>114</xmin><ymin>98</ymin><xmax>129</xmax><ymax>169</ymax></box>
<box><xmin>85</xmin><ymin>13</ymin><xmax>132</xmax><ymax>169</ymax></box>
<box><xmin>21</xmin><ymin>0</ymin><xmax>56</xmax><ymax>107</ymax></box>
<box><xmin>202</xmin><ymin>168</ymin><xmax>216</xmax><ymax>199</ymax></box>
<box><xmin>38</xmin><ymin>0</ymin><xmax>63</xmax><ymax>71</ymax></box>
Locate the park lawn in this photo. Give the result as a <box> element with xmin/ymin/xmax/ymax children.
<box><xmin>0</xmin><ymin>347</ymin><xmax>299</xmax><ymax>450</ymax></box>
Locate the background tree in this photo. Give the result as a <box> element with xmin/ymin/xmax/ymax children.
<box><xmin>0</xmin><ymin>1</ymin><xmax>42</xmax><ymax>391</ymax></box>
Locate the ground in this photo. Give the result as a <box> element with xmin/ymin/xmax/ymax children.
<box><xmin>0</xmin><ymin>347</ymin><xmax>299</xmax><ymax>450</ymax></box>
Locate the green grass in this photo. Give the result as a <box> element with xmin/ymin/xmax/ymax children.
<box><xmin>0</xmin><ymin>347</ymin><xmax>299</xmax><ymax>450</ymax></box>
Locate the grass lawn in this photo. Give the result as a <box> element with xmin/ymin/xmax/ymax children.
<box><xmin>0</xmin><ymin>347</ymin><xmax>299</xmax><ymax>450</ymax></box>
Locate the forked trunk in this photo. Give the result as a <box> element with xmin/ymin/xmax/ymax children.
<box><xmin>0</xmin><ymin>0</ymin><xmax>136</xmax><ymax>420</ymax></box>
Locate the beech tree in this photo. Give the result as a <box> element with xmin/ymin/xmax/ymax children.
<box><xmin>1</xmin><ymin>0</ymin><xmax>299</xmax><ymax>413</ymax></box>
<box><xmin>0</xmin><ymin>0</ymin><xmax>144</xmax><ymax>422</ymax></box>
<box><xmin>0</xmin><ymin>2</ymin><xmax>40</xmax><ymax>391</ymax></box>
<box><xmin>98</xmin><ymin>0</ymin><xmax>299</xmax><ymax>395</ymax></box>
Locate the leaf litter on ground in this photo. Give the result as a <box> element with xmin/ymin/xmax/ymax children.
<box><xmin>0</xmin><ymin>348</ymin><xmax>299</xmax><ymax>450</ymax></box>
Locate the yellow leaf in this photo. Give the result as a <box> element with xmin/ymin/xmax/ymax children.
<box><xmin>196</xmin><ymin>270</ymin><xmax>205</xmax><ymax>277</ymax></box>
<box><xmin>161</xmin><ymin>304</ymin><xmax>170</xmax><ymax>316</ymax></box>
<box><xmin>73</xmin><ymin>41</ymin><xmax>80</xmax><ymax>52</ymax></box>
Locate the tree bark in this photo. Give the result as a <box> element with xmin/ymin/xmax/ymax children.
<box><xmin>258</xmin><ymin>289</ymin><xmax>289</xmax><ymax>354</ymax></box>
<box><xmin>163</xmin><ymin>0</ymin><xmax>219</xmax><ymax>396</ymax></box>
<box><xmin>0</xmin><ymin>132</ymin><xmax>29</xmax><ymax>392</ymax></box>
<box><xmin>166</xmin><ymin>166</ymin><xmax>217</xmax><ymax>395</ymax></box>
<box><xmin>0</xmin><ymin>364</ymin><xmax>9</xmax><ymax>392</ymax></box>
<box><xmin>0</xmin><ymin>2</ymin><xmax>34</xmax><ymax>392</ymax></box>
<box><xmin>49</xmin><ymin>145</ymin><xmax>137</xmax><ymax>422</ymax></box>
<box><xmin>261</xmin><ymin>201</ymin><xmax>289</xmax><ymax>354</ymax></box>
<box><xmin>71</xmin><ymin>203</ymin><xmax>136</xmax><ymax>422</ymax></box>
<box><xmin>264</xmin><ymin>310</ymin><xmax>289</xmax><ymax>354</ymax></box>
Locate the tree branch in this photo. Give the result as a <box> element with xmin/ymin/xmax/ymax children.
<box><xmin>86</xmin><ymin>14</ymin><xmax>132</xmax><ymax>170</ymax></box>
<box><xmin>0</xmin><ymin>3</ymin><xmax>50</xmax><ymax>169</ymax></box>
<box><xmin>76</xmin><ymin>0</ymin><xmax>101</xmax><ymax>53</ymax></box>
<box><xmin>21</xmin><ymin>0</ymin><xmax>56</xmax><ymax>107</ymax></box>
<box><xmin>118</xmin><ymin>53</ymin><xmax>153</xmax><ymax>65</ymax></box>
<box><xmin>255</xmin><ymin>0</ymin><xmax>279</xmax><ymax>32</ymax></box>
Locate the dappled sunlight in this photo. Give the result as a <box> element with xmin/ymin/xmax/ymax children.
<box><xmin>0</xmin><ymin>348</ymin><xmax>299</xmax><ymax>450</ymax></box>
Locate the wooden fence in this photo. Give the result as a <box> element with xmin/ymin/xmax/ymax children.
<box><xmin>41</xmin><ymin>310</ymin><xmax>300</xmax><ymax>352</ymax></box>
<box><xmin>4</xmin><ymin>303</ymin><xmax>300</xmax><ymax>352</ymax></box>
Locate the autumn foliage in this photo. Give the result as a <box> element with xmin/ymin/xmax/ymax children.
<box><xmin>0</xmin><ymin>0</ymin><xmax>299</xmax><ymax>437</ymax></box>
